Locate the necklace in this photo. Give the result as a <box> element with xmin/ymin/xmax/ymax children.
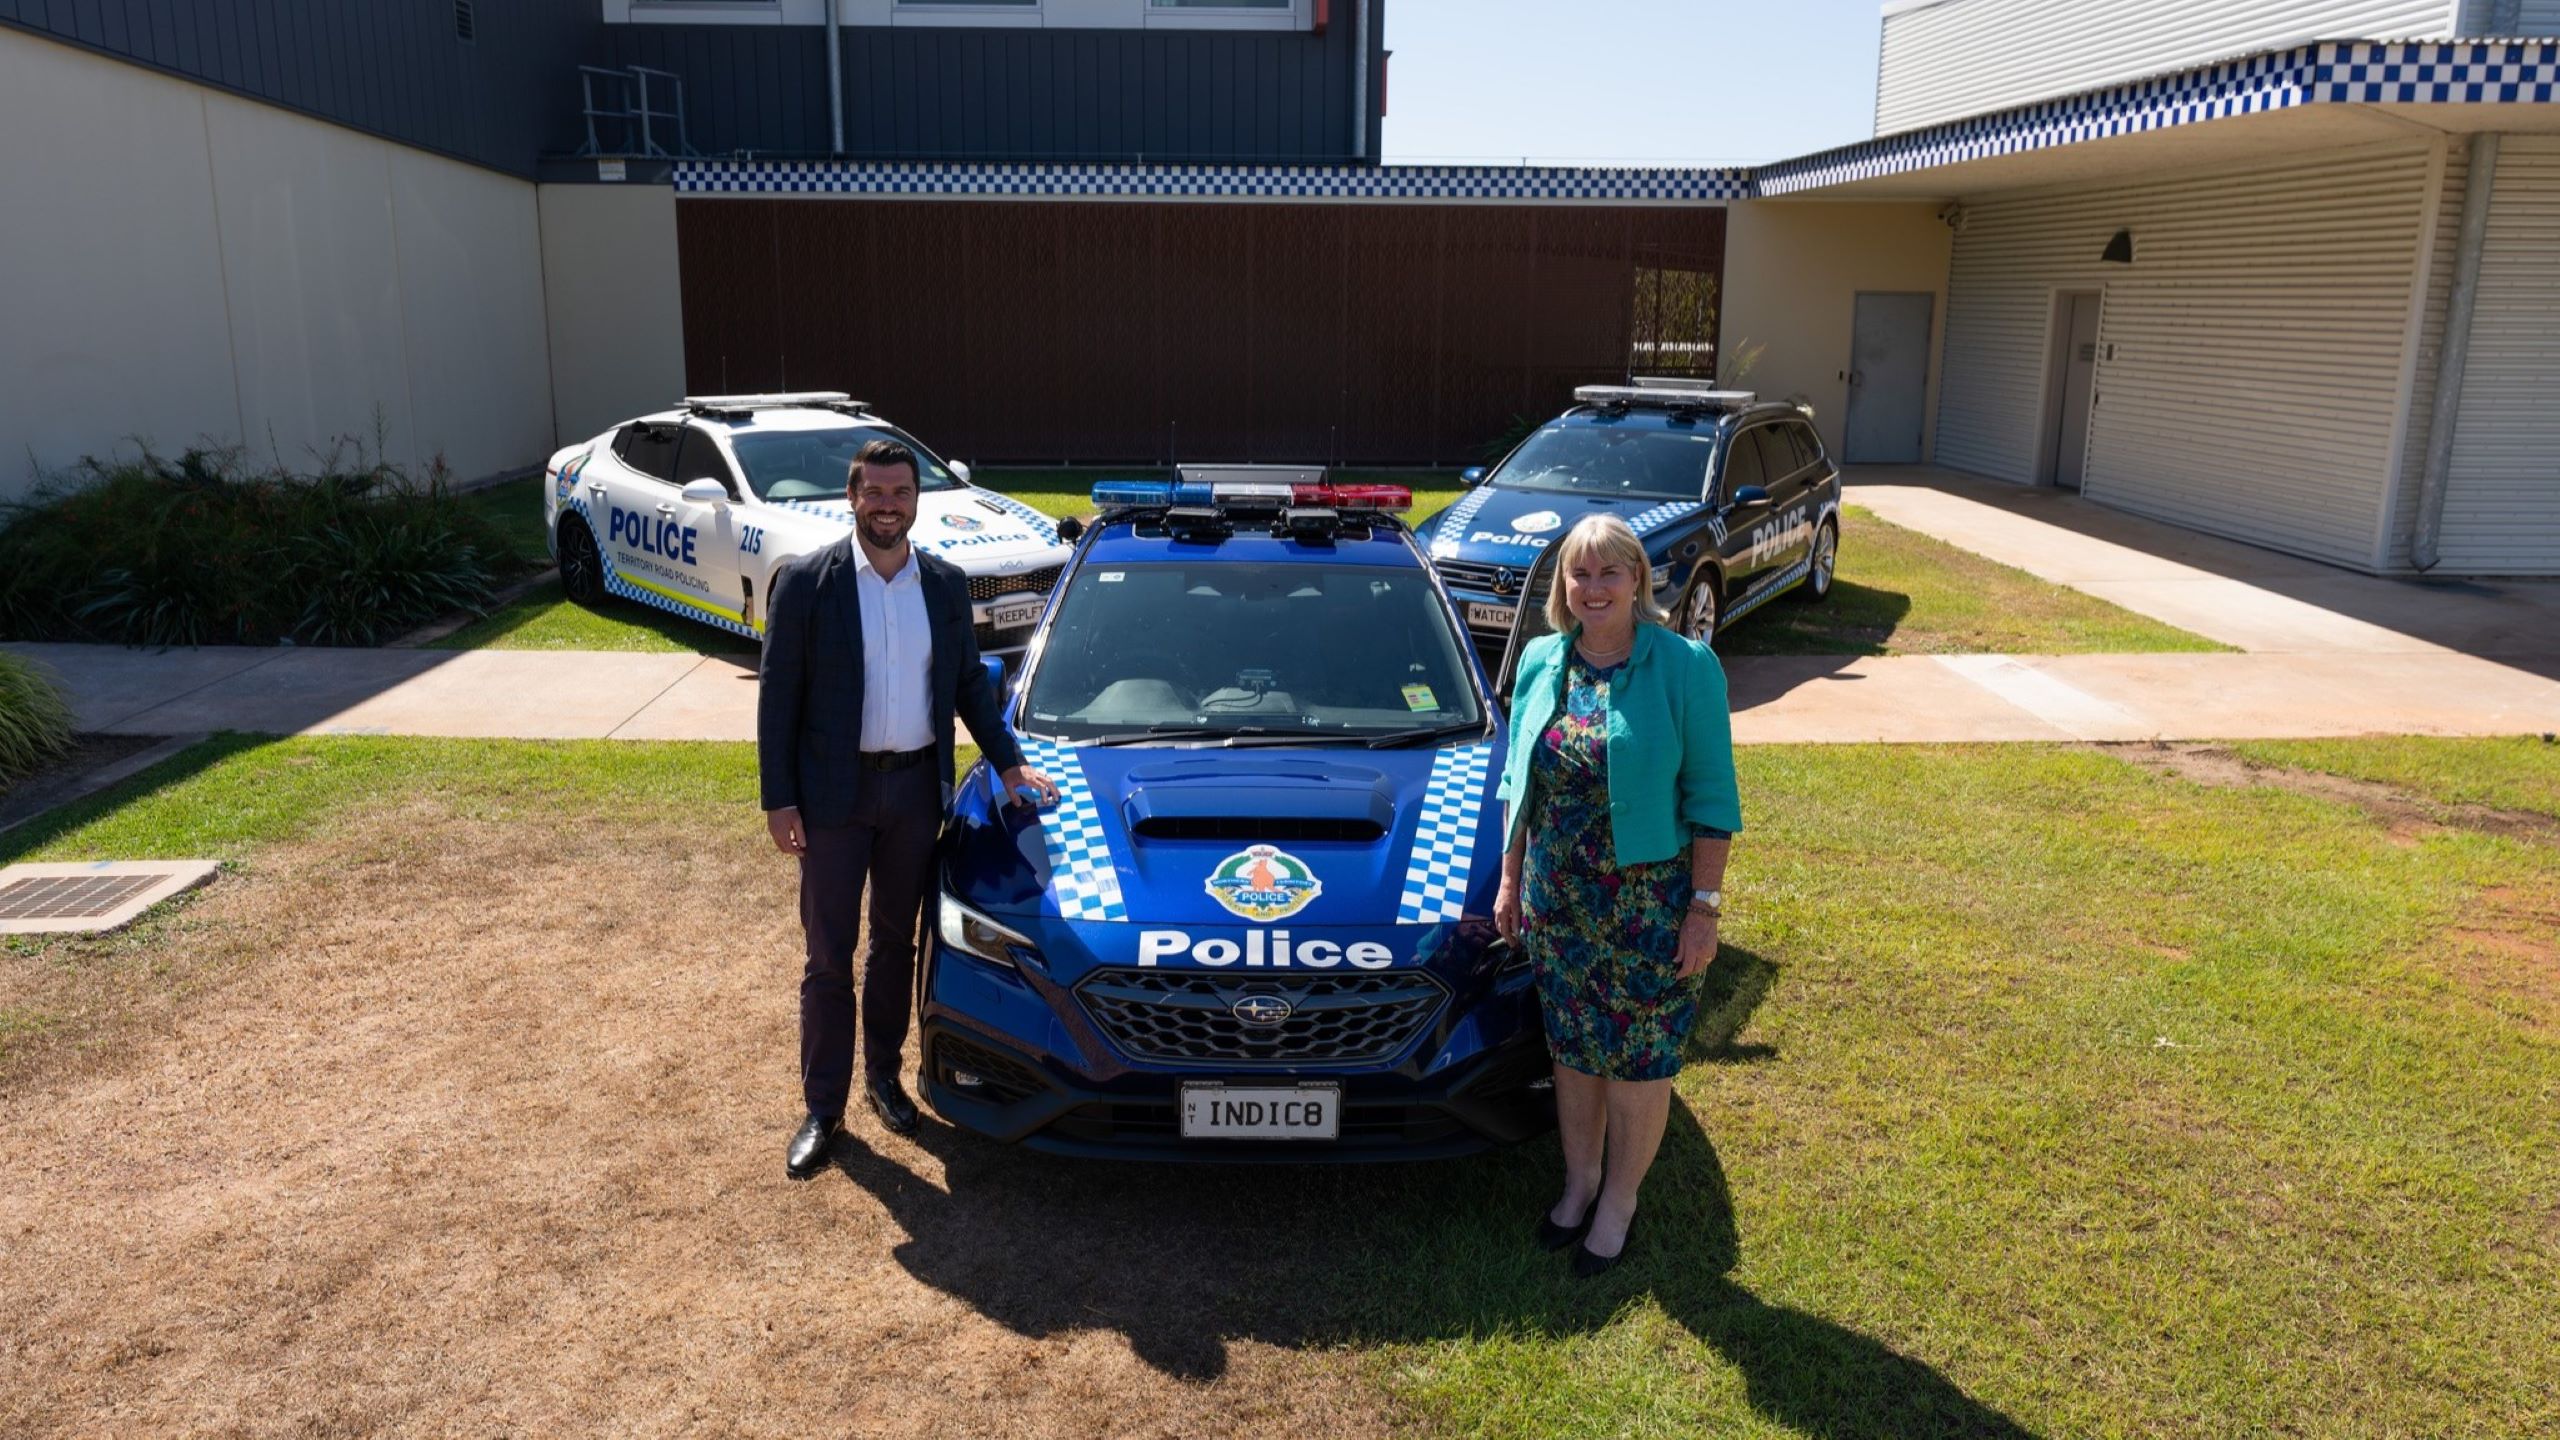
<box><xmin>1574</xmin><ymin>633</ymin><xmax>1633</xmax><ymax>668</ymax></box>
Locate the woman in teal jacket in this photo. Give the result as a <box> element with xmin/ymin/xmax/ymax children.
<box><xmin>1494</xmin><ymin>514</ymin><xmax>1742</xmax><ymax>1277</ymax></box>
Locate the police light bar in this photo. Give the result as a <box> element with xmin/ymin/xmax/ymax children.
<box><xmin>1574</xmin><ymin>383</ymin><xmax>1755</xmax><ymax>409</ymax></box>
<box><xmin>681</xmin><ymin>391</ymin><xmax>867</xmax><ymax>417</ymax></box>
<box><xmin>1090</xmin><ymin>479</ymin><xmax>1411</xmax><ymax>513</ymax></box>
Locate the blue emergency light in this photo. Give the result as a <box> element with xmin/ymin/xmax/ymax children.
<box><xmin>1089</xmin><ymin>478</ymin><xmax>1411</xmax><ymax>513</ymax></box>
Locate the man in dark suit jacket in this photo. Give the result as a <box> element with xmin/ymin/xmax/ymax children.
<box><xmin>758</xmin><ymin>439</ymin><xmax>1055</xmax><ymax>1179</ymax></box>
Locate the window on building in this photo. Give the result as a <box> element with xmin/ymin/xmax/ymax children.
<box><xmin>1629</xmin><ymin>267</ymin><xmax>1716</xmax><ymax>379</ymax></box>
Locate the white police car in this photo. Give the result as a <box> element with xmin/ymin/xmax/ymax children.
<box><xmin>541</xmin><ymin>392</ymin><xmax>1072</xmax><ymax>648</ymax></box>
<box><xmin>1416</xmin><ymin>380</ymin><xmax>1841</xmax><ymax>664</ymax></box>
<box><xmin>921</xmin><ymin>470</ymin><xmax>1554</xmax><ymax>1159</ymax></box>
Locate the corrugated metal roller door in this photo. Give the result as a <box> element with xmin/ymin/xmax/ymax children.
<box><xmin>1936</xmin><ymin>143</ymin><xmax>2432</xmax><ymax>569</ymax></box>
<box><xmin>2437</xmin><ymin>138</ymin><xmax>2560</xmax><ymax>575</ymax></box>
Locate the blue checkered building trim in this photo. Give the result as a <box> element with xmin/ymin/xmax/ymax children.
<box><xmin>1395</xmin><ymin>743</ymin><xmax>1497</xmax><ymax>926</ymax></box>
<box><xmin>1014</xmin><ymin>737</ymin><xmax>1129</xmax><ymax>923</ymax></box>
<box><xmin>1760</xmin><ymin>40</ymin><xmax>2560</xmax><ymax>197</ymax></box>
<box><xmin>676</xmin><ymin>160</ymin><xmax>1750</xmax><ymax>202</ymax></box>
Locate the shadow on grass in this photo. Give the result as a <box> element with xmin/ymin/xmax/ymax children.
<box><xmin>0</xmin><ymin>731</ymin><xmax>267</xmax><ymax>865</ymax></box>
<box><xmin>830</xmin><ymin>940</ymin><xmax>2036</xmax><ymax>1437</ymax></box>
<box><xmin>1714</xmin><ymin>579</ymin><xmax>1916</xmax><ymax>658</ymax></box>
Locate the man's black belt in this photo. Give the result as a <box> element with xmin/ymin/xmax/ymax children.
<box><xmin>860</xmin><ymin>747</ymin><xmax>935</xmax><ymax>772</ymax></box>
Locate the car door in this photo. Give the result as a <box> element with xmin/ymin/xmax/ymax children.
<box><xmin>598</xmin><ymin>420</ymin><xmax>743</xmax><ymax>630</ymax></box>
<box><xmin>668</xmin><ymin>426</ymin><xmax>748</xmax><ymax>628</ymax></box>
<box><xmin>1711</xmin><ymin>421</ymin><xmax>1775</xmax><ymax>595</ymax></box>
<box><xmin>1757</xmin><ymin>422</ymin><xmax>1824</xmax><ymax>586</ymax></box>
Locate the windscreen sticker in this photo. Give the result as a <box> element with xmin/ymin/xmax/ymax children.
<box><xmin>1097</xmin><ymin>571</ymin><xmax>1125</xmax><ymax>583</ymax></box>
<box><xmin>1402</xmin><ymin>684</ymin><xmax>1439</xmax><ymax>712</ymax></box>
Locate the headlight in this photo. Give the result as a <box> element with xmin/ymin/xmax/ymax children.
<box><xmin>937</xmin><ymin>893</ymin><xmax>1039</xmax><ymax>970</ymax></box>
<box><xmin>1650</xmin><ymin>562</ymin><xmax>1676</xmax><ymax>592</ymax></box>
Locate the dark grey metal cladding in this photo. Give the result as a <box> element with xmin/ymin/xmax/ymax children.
<box><xmin>590</xmin><ymin>18</ymin><xmax>1373</xmax><ymax>163</ymax></box>
<box><xmin>0</xmin><ymin>0</ymin><xmax>598</xmax><ymax>178</ymax></box>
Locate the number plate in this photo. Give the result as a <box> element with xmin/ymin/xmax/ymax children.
<box><xmin>987</xmin><ymin>595</ymin><xmax>1045</xmax><ymax>630</ymax></box>
<box><xmin>1465</xmin><ymin>601</ymin><xmax>1516</xmax><ymax>631</ymax></box>
<box><xmin>1178</xmin><ymin>1082</ymin><xmax>1341</xmax><ymax>1141</ymax></box>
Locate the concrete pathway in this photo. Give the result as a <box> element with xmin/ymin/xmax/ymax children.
<box><xmin>7</xmin><ymin>468</ymin><xmax>2555</xmax><ymax>747</ymax></box>
<box><xmin>10</xmin><ymin>639</ymin><xmax>2555</xmax><ymax>747</ymax></box>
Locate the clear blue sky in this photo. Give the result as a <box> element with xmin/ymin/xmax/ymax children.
<box><xmin>1379</xmin><ymin>0</ymin><xmax>1886</xmax><ymax>167</ymax></box>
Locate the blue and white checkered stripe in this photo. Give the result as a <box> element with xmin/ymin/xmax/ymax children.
<box><xmin>676</xmin><ymin>160</ymin><xmax>1750</xmax><ymax>203</ymax></box>
<box><xmin>1427</xmin><ymin>487</ymin><xmax>1497</xmax><ymax>554</ymax></box>
<box><xmin>1013</xmin><ymin>737</ymin><xmax>1128</xmax><ymax>922</ymax></box>
<box><xmin>1759</xmin><ymin>41</ymin><xmax>2560</xmax><ymax>197</ymax></box>
<box><xmin>1624</xmin><ymin>501</ymin><xmax>1705</xmax><ymax>538</ymax></box>
<box><xmin>2316</xmin><ymin>40</ymin><xmax>2560</xmax><ymax>102</ymax></box>
<box><xmin>1395</xmin><ymin>743</ymin><xmax>1497</xmax><ymax>926</ymax></box>
<box><xmin>971</xmin><ymin>489</ymin><xmax>1061</xmax><ymax>544</ymax></box>
<box><xmin>565</xmin><ymin>498</ymin><xmax>759</xmax><ymax>638</ymax></box>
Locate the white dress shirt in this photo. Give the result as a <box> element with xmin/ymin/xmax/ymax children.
<box><xmin>854</xmin><ymin>543</ymin><xmax>935</xmax><ymax>753</ymax></box>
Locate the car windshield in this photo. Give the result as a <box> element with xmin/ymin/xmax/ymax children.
<box><xmin>1493</xmin><ymin>420</ymin><xmax>1716</xmax><ymax>500</ymax></box>
<box><xmin>1020</xmin><ymin>560</ymin><xmax>1488</xmax><ymax>742</ymax></box>
<box><xmin>726</xmin><ymin>423</ymin><xmax>963</xmax><ymax>503</ymax></box>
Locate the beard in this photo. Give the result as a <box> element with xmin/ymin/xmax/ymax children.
<box><xmin>858</xmin><ymin>509</ymin><xmax>912</xmax><ymax>549</ymax></box>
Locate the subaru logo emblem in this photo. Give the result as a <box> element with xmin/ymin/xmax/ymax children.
<box><xmin>1231</xmin><ymin>993</ymin><xmax>1293</xmax><ymax>1027</ymax></box>
<box><xmin>1493</xmin><ymin>567</ymin><xmax>1517</xmax><ymax>595</ymax></box>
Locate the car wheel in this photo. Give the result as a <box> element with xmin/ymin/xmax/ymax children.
<box><xmin>1795</xmin><ymin>518</ymin><xmax>1839</xmax><ymax>603</ymax></box>
<box><xmin>1679</xmin><ymin>575</ymin><xmax>1720</xmax><ymax>645</ymax></box>
<box><xmin>558</xmin><ymin>514</ymin><xmax>607</xmax><ymax>607</ymax></box>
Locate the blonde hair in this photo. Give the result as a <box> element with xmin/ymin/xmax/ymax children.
<box><xmin>1542</xmin><ymin>514</ymin><xmax>1671</xmax><ymax>634</ymax></box>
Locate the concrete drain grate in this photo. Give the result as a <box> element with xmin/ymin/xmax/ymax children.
<box><xmin>0</xmin><ymin>861</ymin><xmax>219</xmax><ymax>935</ymax></box>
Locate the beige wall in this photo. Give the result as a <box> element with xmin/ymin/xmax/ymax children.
<box><xmin>537</xmin><ymin>184</ymin><xmax>688</xmax><ymax>448</ymax></box>
<box><xmin>0</xmin><ymin>27</ymin><xmax>553</xmax><ymax>502</ymax></box>
<box><xmin>1720</xmin><ymin>201</ymin><xmax>1953</xmax><ymax>462</ymax></box>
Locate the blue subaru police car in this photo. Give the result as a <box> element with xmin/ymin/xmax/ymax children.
<box><xmin>1416</xmin><ymin>380</ymin><xmax>1843</xmax><ymax>663</ymax></box>
<box><xmin>919</xmin><ymin>471</ymin><xmax>1552</xmax><ymax>1159</ymax></box>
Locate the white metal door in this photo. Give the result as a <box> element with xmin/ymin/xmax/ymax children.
<box><xmin>1844</xmin><ymin>292</ymin><xmax>1933</xmax><ymax>464</ymax></box>
<box><xmin>2046</xmin><ymin>291</ymin><xmax>2102</xmax><ymax>492</ymax></box>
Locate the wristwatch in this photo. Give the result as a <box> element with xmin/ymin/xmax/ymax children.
<box><xmin>1688</xmin><ymin>888</ymin><xmax>1723</xmax><ymax>917</ymax></box>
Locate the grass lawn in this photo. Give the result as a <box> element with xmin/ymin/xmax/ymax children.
<box><xmin>456</xmin><ymin>473</ymin><xmax>553</xmax><ymax>569</ymax></box>
<box><xmin>1718</xmin><ymin>506</ymin><xmax>2226</xmax><ymax>657</ymax></box>
<box><xmin>4</xmin><ymin>734</ymin><xmax>2553</xmax><ymax>1436</ymax></box>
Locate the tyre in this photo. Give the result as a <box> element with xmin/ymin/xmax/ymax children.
<box><xmin>1794</xmin><ymin>517</ymin><xmax>1839</xmax><ymax>603</ymax></box>
<box><xmin>557</xmin><ymin>514</ymin><xmax>608</xmax><ymax>607</ymax></box>
<box><xmin>1678</xmin><ymin>573</ymin><xmax>1721</xmax><ymax>645</ymax></box>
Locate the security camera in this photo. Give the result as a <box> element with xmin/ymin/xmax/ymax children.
<box><xmin>1936</xmin><ymin>202</ymin><xmax>1967</xmax><ymax>232</ymax></box>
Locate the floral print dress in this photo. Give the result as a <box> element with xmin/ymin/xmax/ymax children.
<box><xmin>1521</xmin><ymin>651</ymin><xmax>1703</xmax><ymax>1081</ymax></box>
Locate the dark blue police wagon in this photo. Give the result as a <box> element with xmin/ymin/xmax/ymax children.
<box><xmin>1415</xmin><ymin>380</ymin><xmax>1843</xmax><ymax>665</ymax></box>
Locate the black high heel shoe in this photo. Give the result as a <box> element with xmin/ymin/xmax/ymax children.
<box><xmin>1534</xmin><ymin>1199</ymin><xmax>1597</xmax><ymax>1252</ymax></box>
<box><xmin>1572</xmin><ymin>1215</ymin><xmax>1635</xmax><ymax>1278</ymax></box>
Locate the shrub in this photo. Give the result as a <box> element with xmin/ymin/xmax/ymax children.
<box><xmin>0</xmin><ymin>651</ymin><xmax>74</xmax><ymax>785</ymax></box>
<box><xmin>0</xmin><ymin>446</ymin><xmax>526</xmax><ymax>648</ymax></box>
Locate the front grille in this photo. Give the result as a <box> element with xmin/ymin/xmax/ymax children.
<box><xmin>1077</xmin><ymin>969</ymin><xmax>1447</xmax><ymax>1067</ymax></box>
<box><xmin>968</xmin><ymin>566</ymin><xmax>1060</xmax><ymax>602</ymax></box>
<box><xmin>932</xmin><ymin>1032</ymin><xmax>1048</xmax><ymax>1106</ymax></box>
<box><xmin>1434</xmin><ymin>559</ymin><xmax>1517</xmax><ymax>596</ymax></box>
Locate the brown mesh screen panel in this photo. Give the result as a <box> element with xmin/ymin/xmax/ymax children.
<box><xmin>677</xmin><ymin>200</ymin><xmax>1724</xmax><ymax>466</ymax></box>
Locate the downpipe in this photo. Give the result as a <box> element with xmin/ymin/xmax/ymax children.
<box><xmin>2411</xmin><ymin>131</ymin><xmax>2499</xmax><ymax>572</ymax></box>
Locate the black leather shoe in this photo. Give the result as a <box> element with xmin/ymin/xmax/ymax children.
<box><xmin>1572</xmin><ymin>1216</ymin><xmax>1635</xmax><ymax>1279</ymax></box>
<box><xmin>785</xmin><ymin>1113</ymin><xmax>841</xmax><ymax>1180</ymax></box>
<box><xmin>864</xmin><ymin>1073</ymin><xmax>921</xmax><ymax>1137</ymax></box>
<box><xmin>1535</xmin><ymin>1200</ymin><xmax>1596</xmax><ymax>1253</ymax></box>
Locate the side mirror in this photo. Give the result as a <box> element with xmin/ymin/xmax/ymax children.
<box><xmin>950</xmin><ymin>460</ymin><xmax>974</xmax><ymax>485</ymax></box>
<box><xmin>981</xmin><ymin>654</ymin><xmax>1005</xmax><ymax>695</ymax></box>
<box><xmin>680</xmin><ymin>478</ymin><xmax>729</xmax><ymax>505</ymax></box>
<box><xmin>1056</xmin><ymin>515</ymin><xmax>1085</xmax><ymax>543</ymax></box>
<box><xmin>1731</xmin><ymin>485</ymin><xmax>1772</xmax><ymax>509</ymax></box>
<box><xmin>1460</xmin><ymin>467</ymin><xmax>1488</xmax><ymax>487</ymax></box>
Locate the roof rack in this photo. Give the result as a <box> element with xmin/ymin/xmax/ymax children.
<box><xmin>681</xmin><ymin>391</ymin><xmax>869</xmax><ymax>419</ymax></box>
<box><xmin>1574</xmin><ymin>380</ymin><xmax>1756</xmax><ymax>410</ymax></box>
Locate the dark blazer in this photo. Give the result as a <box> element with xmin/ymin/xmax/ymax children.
<box><xmin>757</xmin><ymin>536</ymin><xmax>1025</xmax><ymax>829</ymax></box>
